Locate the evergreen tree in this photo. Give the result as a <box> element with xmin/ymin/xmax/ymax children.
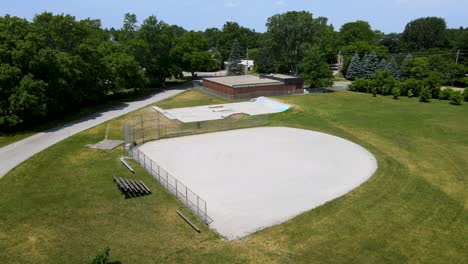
<box><xmin>376</xmin><ymin>58</ymin><xmax>388</xmax><ymax>72</ymax></box>
<box><xmin>399</xmin><ymin>53</ymin><xmax>413</xmax><ymax>79</ymax></box>
<box><xmin>361</xmin><ymin>52</ymin><xmax>379</xmax><ymax>79</ymax></box>
<box><xmin>227</xmin><ymin>39</ymin><xmax>245</xmax><ymax>76</ymax></box>
<box><xmin>387</xmin><ymin>56</ymin><xmax>400</xmax><ymax>80</ymax></box>
<box><xmin>346</xmin><ymin>53</ymin><xmax>361</xmax><ymax>80</ymax></box>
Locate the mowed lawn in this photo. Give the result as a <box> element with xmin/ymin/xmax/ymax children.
<box><xmin>0</xmin><ymin>90</ymin><xmax>467</xmax><ymax>263</ymax></box>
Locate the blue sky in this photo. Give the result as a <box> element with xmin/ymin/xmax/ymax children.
<box><xmin>1</xmin><ymin>0</ymin><xmax>467</xmax><ymax>33</ymax></box>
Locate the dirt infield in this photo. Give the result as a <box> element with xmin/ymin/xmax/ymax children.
<box><xmin>138</xmin><ymin>127</ymin><xmax>378</xmax><ymax>239</ymax></box>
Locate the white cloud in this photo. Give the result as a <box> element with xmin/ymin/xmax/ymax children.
<box><xmin>225</xmin><ymin>1</ymin><xmax>239</xmax><ymax>8</ymax></box>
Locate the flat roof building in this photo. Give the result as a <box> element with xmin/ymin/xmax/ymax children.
<box><xmin>202</xmin><ymin>74</ymin><xmax>304</xmax><ymax>99</ymax></box>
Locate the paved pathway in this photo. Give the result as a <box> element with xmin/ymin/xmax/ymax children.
<box><xmin>0</xmin><ymin>85</ymin><xmax>188</xmax><ymax>178</ymax></box>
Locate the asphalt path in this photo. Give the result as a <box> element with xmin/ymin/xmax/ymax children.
<box><xmin>0</xmin><ymin>85</ymin><xmax>188</xmax><ymax>178</ymax></box>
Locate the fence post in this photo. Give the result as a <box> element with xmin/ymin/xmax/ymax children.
<box><xmin>175</xmin><ymin>180</ymin><xmax>178</xmax><ymax>198</ymax></box>
<box><xmin>166</xmin><ymin>172</ymin><xmax>169</xmax><ymax>189</ymax></box>
<box><xmin>140</xmin><ymin>114</ymin><xmax>144</xmax><ymax>143</ymax></box>
<box><xmin>205</xmin><ymin>202</ymin><xmax>207</xmax><ymax>222</ymax></box>
<box><xmin>197</xmin><ymin>197</ymin><xmax>200</xmax><ymax>217</ymax></box>
<box><xmin>186</xmin><ymin>189</ymin><xmax>188</xmax><ymax>206</ymax></box>
<box><xmin>157</xmin><ymin>111</ymin><xmax>160</xmax><ymax>139</ymax></box>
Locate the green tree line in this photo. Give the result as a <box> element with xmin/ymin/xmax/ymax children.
<box><xmin>1</xmin><ymin>12</ymin><xmax>467</xmax><ymax>130</ymax></box>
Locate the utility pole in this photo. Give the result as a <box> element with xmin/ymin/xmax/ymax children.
<box><xmin>246</xmin><ymin>48</ymin><xmax>249</xmax><ymax>72</ymax></box>
<box><xmin>451</xmin><ymin>50</ymin><xmax>460</xmax><ymax>88</ymax></box>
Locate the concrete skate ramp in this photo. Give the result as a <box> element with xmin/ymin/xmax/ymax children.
<box><xmin>152</xmin><ymin>97</ymin><xmax>290</xmax><ymax>123</ymax></box>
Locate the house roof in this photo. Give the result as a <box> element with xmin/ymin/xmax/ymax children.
<box><xmin>203</xmin><ymin>75</ymin><xmax>283</xmax><ymax>88</ymax></box>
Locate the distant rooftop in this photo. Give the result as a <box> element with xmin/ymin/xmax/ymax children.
<box><xmin>266</xmin><ymin>74</ymin><xmax>299</xmax><ymax>79</ymax></box>
<box><xmin>224</xmin><ymin>60</ymin><xmax>254</xmax><ymax>66</ymax></box>
<box><xmin>204</xmin><ymin>75</ymin><xmax>282</xmax><ymax>88</ymax></box>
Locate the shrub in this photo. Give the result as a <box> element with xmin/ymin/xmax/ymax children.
<box><xmin>400</xmin><ymin>78</ymin><xmax>423</xmax><ymax>96</ymax></box>
<box><xmin>423</xmin><ymin>71</ymin><xmax>444</xmax><ymax>99</ymax></box>
<box><xmin>419</xmin><ymin>87</ymin><xmax>431</xmax><ymax>102</ymax></box>
<box><xmin>372</xmin><ymin>70</ymin><xmax>397</xmax><ymax>95</ymax></box>
<box><xmin>464</xmin><ymin>88</ymin><xmax>468</xmax><ymax>102</ymax></box>
<box><xmin>371</xmin><ymin>86</ymin><xmax>377</xmax><ymax>97</ymax></box>
<box><xmin>392</xmin><ymin>87</ymin><xmax>401</xmax><ymax>99</ymax></box>
<box><xmin>408</xmin><ymin>89</ymin><xmax>414</xmax><ymax>98</ymax></box>
<box><xmin>349</xmin><ymin>78</ymin><xmax>370</xmax><ymax>93</ymax></box>
<box><xmin>439</xmin><ymin>88</ymin><xmax>453</xmax><ymax>100</ymax></box>
<box><xmin>449</xmin><ymin>91</ymin><xmax>463</xmax><ymax>105</ymax></box>
<box><xmin>89</xmin><ymin>246</ymin><xmax>111</xmax><ymax>264</ymax></box>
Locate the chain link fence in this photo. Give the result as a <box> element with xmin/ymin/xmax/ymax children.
<box><xmin>125</xmin><ymin>110</ymin><xmax>269</xmax><ymax>146</ymax></box>
<box><xmin>124</xmin><ymin>106</ymin><xmax>270</xmax><ymax>224</ymax></box>
<box><xmin>127</xmin><ymin>147</ymin><xmax>213</xmax><ymax>224</ymax></box>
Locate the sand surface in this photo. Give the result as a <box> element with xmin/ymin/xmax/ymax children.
<box><xmin>138</xmin><ymin>127</ymin><xmax>377</xmax><ymax>239</ymax></box>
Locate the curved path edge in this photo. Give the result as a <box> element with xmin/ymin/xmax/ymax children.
<box><xmin>0</xmin><ymin>85</ymin><xmax>188</xmax><ymax>178</ymax></box>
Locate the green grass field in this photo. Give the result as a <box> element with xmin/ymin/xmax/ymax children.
<box><xmin>0</xmin><ymin>90</ymin><xmax>467</xmax><ymax>263</ymax></box>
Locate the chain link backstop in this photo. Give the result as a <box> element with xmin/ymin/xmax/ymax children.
<box><xmin>124</xmin><ymin>107</ymin><xmax>269</xmax><ymax>224</ymax></box>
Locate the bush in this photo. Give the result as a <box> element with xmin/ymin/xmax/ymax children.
<box><xmin>89</xmin><ymin>246</ymin><xmax>111</xmax><ymax>264</ymax></box>
<box><xmin>408</xmin><ymin>89</ymin><xmax>414</xmax><ymax>98</ymax></box>
<box><xmin>464</xmin><ymin>88</ymin><xmax>468</xmax><ymax>102</ymax></box>
<box><xmin>349</xmin><ymin>78</ymin><xmax>370</xmax><ymax>93</ymax></box>
<box><xmin>449</xmin><ymin>91</ymin><xmax>463</xmax><ymax>105</ymax></box>
<box><xmin>423</xmin><ymin>71</ymin><xmax>444</xmax><ymax>99</ymax></box>
<box><xmin>439</xmin><ymin>88</ymin><xmax>453</xmax><ymax>100</ymax></box>
<box><xmin>392</xmin><ymin>87</ymin><xmax>401</xmax><ymax>99</ymax></box>
<box><xmin>372</xmin><ymin>70</ymin><xmax>397</xmax><ymax>95</ymax></box>
<box><xmin>419</xmin><ymin>87</ymin><xmax>432</xmax><ymax>102</ymax></box>
<box><xmin>400</xmin><ymin>78</ymin><xmax>423</xmax><ymax>97</ymax></box>
<box><xmin>371</xmin><ymin>86</ymin><xmax>377</xmax><ymax>97</ymax></box>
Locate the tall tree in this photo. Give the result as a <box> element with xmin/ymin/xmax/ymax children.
<box><xmin>216</xmin><ymin>22</ymin><xmax>259</xmax><ymax>62</ymax></box>
<box><xmin>401</xmin><ymin>17</ymin><xmax>448</xmax><ymax>50</ymax></box>
<box><xmin>171</xmin><ymin>31</ymin><xmax>217</xmax><ymax>77</ymax></box>
<box><xmin>8</xmin><ymin>74</ymin><xmax>47</xmax><ymax>125</ymax></box>
<box><xmin>300</xmin><ymin>46</ymin><xmax>333</xmax><ymax>88</ymax></box>
<box><xmin>227</xmin><ymin>39</ymin><xmax>244</xmax><ymax>76</ymax></box>
<box><xmin>346</xmin><ymin>53</ymin><xmax>362</xmax><ymax>80</ymax></box>
<box><xmin>380</xmin><ymin>33</ymin><xmax>402</xmax><ymax>53</ymax></box>
<box><xmin>131</xmin><ymin>15</ymin><xmax>173</xmax><ymax>86</ymax></box>
<box><xmin>399</xmin><ymin>53</ymin><xmax>413</xmax><ymax>79</ymax></box>
<box><xmin>339</xmin><ymin>20</ymin><xmax>379</xmax><ymax>45</ymax></box>
<box><xmin>122</xmin><ymin>13</ymin><xmax>138</xmax><ymax>42</ymax></box>
<box><xmin>376</xmin><ymin>58</ymin><xmax>388</xmax><ymax>72</ymax></box>
<box><xmin>387</xmin><ymin>57</ymin><xmax>400</xmax><ymax>80</ymax></box>
<box><xmin>204</xmin><ymin>27</ymin><xmax>221</xmax><ymax>49</ymax></box>
<box><xmin>123</xmin><ymin>13</ymin><xmax>138</xmax><ymax>32</ymax></box>
<box><xmin>0</xmin><ymin>13</ymin><xmax>149</xmax><ymax>130</ymax></box>
<box><xmin>361</xmin><ymin>52</ymin><xmax>379</xmax><ymax>79</ymax></box>
<box><xmin>266</xmin><ymin>11</ymin><xmax>332</xmax><ymax>75</ymax></box>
